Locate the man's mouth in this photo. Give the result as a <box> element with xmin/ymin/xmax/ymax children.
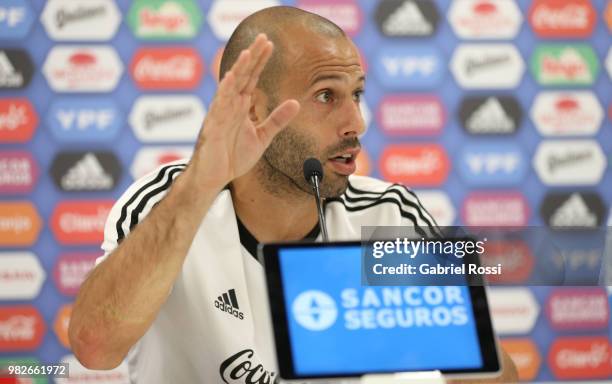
<box><xmin>327</xmin><ymin>148</ymin><xmax>360</xmax><ymax>175</ymax></box>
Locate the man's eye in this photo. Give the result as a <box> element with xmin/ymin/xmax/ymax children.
<box><xmin>353</xmin><ymin>90</ymin><xmax>363</xmax><ymax>102</ymax></box>
<box><xmin>315</xmin><ymin>91</ymin><xmax>332</xmax><ymax>103</ymax></box>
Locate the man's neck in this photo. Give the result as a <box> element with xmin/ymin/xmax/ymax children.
<box><xmin>229</xmin><ymin>170</ymin><xmax>319</xmax><ymax>243</ymax></box>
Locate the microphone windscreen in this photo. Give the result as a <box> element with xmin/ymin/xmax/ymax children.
<box><xmin>303</xmin><ymin>158</ymin><xmax>324</xmax><ymax>183</ymax></box>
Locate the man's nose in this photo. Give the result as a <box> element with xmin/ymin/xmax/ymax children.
<box><xmin>338</xmin><ymin>99</ymin><xmax>366</xmax><ymax>138</ymax></box>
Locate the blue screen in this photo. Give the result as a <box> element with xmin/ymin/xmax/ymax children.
<box><xmin>278</xmin><ymin>246</ymin><xmax>484</xmax><ymax>376</ymax></box>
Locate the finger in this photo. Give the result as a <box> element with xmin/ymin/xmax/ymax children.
<box><xmin>233</xmin><ymin>34</ymin><xmax>269</xmax><ymax>91</ymax></box>
<box><xmin>244</xmin><ymin>41</ymin><xmax>273</xmax><ymax>94</ymax></box>
<box><xmin>257</xmin><ymin>100</ymin><xmax>300</xmax><ymax>145</ymax></box>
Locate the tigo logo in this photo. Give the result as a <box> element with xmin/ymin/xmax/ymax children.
<box><xmin>131</xmin><ymin>47</ymin><xmax>203</xmax><ymax>90</ymax></box>
<box><xmin>448</xmin><ymin>0</ymin><xmax>522</xmax><ymax>40</ymax></box>
<box><xmin>298</xmin><ymin>0</ymin><xmax>362</xmax><ymax>37</ymax></box>
<box><xmin>531</xmin><ymin>44</ymin><xmax>598</xmax><ymax>86</ymax></box>
<box><xmin>0</xmin><ymin>49</ymin><xmax>33</xmax><ymax>90</ymax></box>
<box><xmin>462</xmin><ymin>192</ymin><xmax>529</xmax><ymax>226</ymax></box>
<box><xmin>606</xmin><ymin>1</ymin><xmax>612</xmax><ymax>32</ymax></box>
<box><xmin>129</xmin><ymin>95</ymin><xmax>205</xmax><ymax>142</ymax></box>
<box><xmin>128</xmin><ymin>0</ymin><xmax>203</xmax><ymax>40</ymax></box>
<box><xmin>451</xmin><ymin>44</ymin><xmax>524</xmax><ymax>89</ymax></box>
<box><xmin>53</xmin><ymin>253</ymin><xmax>98</xmax><ymax>296</ymax></box>
<box><xmin>499</xmin><ymin>339</ymin><xmax>541</xmax><ymax>381</ymax></box>
<box><xmin>0</xmin><ymin>151</ymin><xmax>38</xmax><ymax>194</ymax></box>
<box><xmin>130</xmin><ymin>146</ymin><xmax>192</xmax><ymax>179</ymax></box>
<box><xmin>0</xmin><ymin>252</ymin><xmax>45</xmax><ymax>301</ymax></box>
<box><xmin>50</xmin><ymin>151</ymin><xmax>122</xmax><ymax>192</ymax></box>
<box><xmin>0</xmin><ymin>202</ymin><xmax>41</xmax><ymax>247</ymax></box>
<box><xmin>531</xmin><ymin>91</ymin><xmax>603</xmax><ymax>136</ymax></box>
<box><xmin>380</xmin><ymin>144</ymin><xmax>449</xmax><ymax>186</ymax></box>
<box><xmin>47</xmin><ymin>98</ymin><xmax>121</xmax><ymax>143</ymax></box>
<box><xmin>43</xmin><ymin>45</ymin><xmax>123</xmax><ymax>92</ymax></box>
<box><xmin>373</xmin><ymin>46</ymin><xmax>443</xmax><ymax>89</ymax></box>
<box><xmin>208</xmin><ymin>0</ymin><xmax>280</xmax><ymax>41</ymax></box>
<box><xmin>459</xmin><ymin>96</ymin><xmax>521</xmax><ymax>135</ymax></box>
<box><xmin>51</xmin><ymin>200</ymin><xmax>113</xmax><ymax>245</ymax></box>
<box><xmin>41</xmin><ymin>0</ymin><xmax>121</xmax><ymax>41</ymax></box>
<box><xmin>548</xmin><ymin>337</ymin><xmax>612</xmax><ymax>379</ymax></box>
<box><xmin>546</xmin><ymin>288</ymin><xmax>609</xmax><ymax>330</ymax></box>
<box><xmin>53</xmin><ymin>304</ymin><xmax>72</xmax><ymax>349</ymax></box>
<box><xmin>533</xmin><ymin>140</ymin><xmax>606</xmax><ymax>186</ymax></box>
<box><xmin>0</xmin><ymin>0</ymin><xmax>34</xmax><ymax>39</ymax></box>
<box><xmin>0</xmin><ymin>99</ymin><xmax>37</xmax><ymax>143</ymax></box>
<box><xmin>377</xmin><ymin>95</ymin><xmax>444</xmax><ymax>135</ymax></box>
<box><xmin>0</xmin><ymin>306</ymin><xmax>45</xmax><ymax>351</ymax></box>
<box><xmin>488</xmin><ymin>288</ymin><xmax>539</xmax><ymax>335</ymax></box>
<box><xmin>458</xmin><ymin>143</ymin><xmax>526</xmax><ymax>186</ymax></box>
<box><xmin>374</xmin><ymin>0</ymin><xmax>439</xmax><ymax>37</ymax></box>
<box><xmin>529</xmin><ymin>0</ymin><xmax>596</xmax><ymax>38</ymax></box>
<box><xmin>540</xmin><ymin>192</ymin><xmax>606</xmax><ymax>229</ymax></box>
<box><xmin>292</xmin><ymin>290</ymin><xmax>338</xmax><ymax>331</ymax></box>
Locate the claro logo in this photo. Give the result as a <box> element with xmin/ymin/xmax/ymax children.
<box><xmin>548</xmin><ymin>337</ymin><xmax>612</xmax><ymax>379</ymax></box>
<box><xmin>51</xmin><ymin>200</ymin><xmax>113</xmax><ymax>245</ymax></box>
<box><xmin>380</xmin><ymin>144</ymin><xmax>449</xmax><ymax>186</ymax></box>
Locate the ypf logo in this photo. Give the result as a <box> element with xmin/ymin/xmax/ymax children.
<box><xmin>529</xmin><ymin>0</ymin><xmax>596</xmax><ymax>38</ymax></box>
<box><xmin>128</xmin><ymin>0</ymin><xmax>203</xmax><ymax>40</ymax></box>
<box><xmin>458</xmin><ymin>143</ymin><xmax>526</xmax><ymax>186</ymax></box>
<box><xmin>0</xmin><ymin>0</ymin><xmax>35</xmax><ymax>39</ymax></box>
<box><xmin>41</xmin><ymin>0</ymin><xmax>121</xmax><ymax>41</ymax></box>
<box><xmin>451</xmin><ymin>44</ymin><xmax>524</xmax><ymax>89</ymax></box>
<box><xmin>47</xmin><ymin>98</ymin><xmax>121</xmax><ymax>143</ymax></box>
<box><xmin>374</xmin><ymin>0</ymin><xmax>439</xmax><ymax>37</ymax></box>
<box><xmin>298</xmin><ymin>0</ymin><xmax>362</xmax><ymax>37</ymax></box>
<box><xmin>531</xmin><ymin>44</ymin><xmax>598</xmax><ymax>86</ymax></box>
<box><xmin>131</xmin><ymin>47</ymin><xmax>203</xmax><ymax>90</ymax></box>
<box><xmin>292</xmin><ymin>290</ymin><xmax>337</xmax><ymax>331</ymax></box>
<box><xmin>0</xmin><ymin>99</ymin><xmax>38</xmax><ymax>143</ymax></box>
<box><xmin>448</xmin><ymin>0</ymin><xmax>522</xmax><ymax>40</ymax></box>
<box><xmin>373</xmin><ymin>46</ymin><xmax>443</xmax><ymax>89</ymax></box>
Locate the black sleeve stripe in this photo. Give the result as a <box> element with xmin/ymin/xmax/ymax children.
<box><xmin>115</xmin><ymin>163</ymin><xmax>187</xmax><ymax>243</ymax></box>
<box><xmin>128</xmin><ymin>166</ymin><xmax>186</xmax><ymax>233</ymax></box>
<box><xmin>326</xmin><ymin>198</ymin><xmax>430</xmax><ymax>238</ymax></box>
<box><xmin>345</xmin><ymin>182</ymin><xmax>439</xmax><ymax>236</ymax></box>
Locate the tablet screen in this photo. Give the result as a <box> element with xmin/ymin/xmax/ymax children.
<box><xmin>263</xmin><ymin>242</ymin><xmax>499</xmax><ymax>379</ymax></box>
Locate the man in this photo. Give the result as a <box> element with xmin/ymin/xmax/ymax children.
<box><xmin>69</xmin><ymin>6</ymin><xmax>517</xmax><ymax>384</ymax></box>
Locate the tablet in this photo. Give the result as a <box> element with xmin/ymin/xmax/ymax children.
<box><xmin>258</xmin><ymin>240</ymin><xmax>501</xmax><ymax>381</ymax></box>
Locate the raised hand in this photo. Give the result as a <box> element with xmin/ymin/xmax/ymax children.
<box><xmin>190</xmin><ymin>34</ymin><xmax>301</xmax><ymax>189</ymax></box>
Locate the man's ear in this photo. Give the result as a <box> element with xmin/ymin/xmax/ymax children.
<box><xmin>248</xmin><ymin>88</ymin><xmax>269</xmax><ymax>125</ymax></box>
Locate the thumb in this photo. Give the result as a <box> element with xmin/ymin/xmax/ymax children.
<box><xmin>257</xmin><ymin>99</ymin><xmax>300</xmax><ymax>145</ymax></box>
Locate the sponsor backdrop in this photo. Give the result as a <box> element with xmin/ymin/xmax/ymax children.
<box><xmin>0</xmin><ymin>0</ymin><xmax>611</xmax><ymax>382</ymax></box>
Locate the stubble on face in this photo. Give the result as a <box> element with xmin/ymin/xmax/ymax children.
<box><xmin>258</xmin><ymin>116</ymin><xmax>360</xmax><ymax>200</ymax></box>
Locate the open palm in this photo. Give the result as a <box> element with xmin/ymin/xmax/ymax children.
<box><xmin>192</xmin><ymin>34</ymin><xmax>300</xmax><ymax>188</ymax></box>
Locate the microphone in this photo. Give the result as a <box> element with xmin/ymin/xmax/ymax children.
<box><xmin>303</xmin><ymin>158</ymin><xmax>329</xmax><ymax>242</ymax></box>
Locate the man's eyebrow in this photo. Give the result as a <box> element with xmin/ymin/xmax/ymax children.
<box><xmin>309</xmin><ymin>74</ymin><xmax>366</xmax><ymax>86</ymax></box>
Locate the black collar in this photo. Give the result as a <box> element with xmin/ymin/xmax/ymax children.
<box><xmin>236</xmin><ymin>215</ymin><xmax>321</xmax><ymax>260</ymax></box>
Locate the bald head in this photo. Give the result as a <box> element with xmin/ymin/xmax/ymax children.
<box><xmin>219</xmin><ymin>6</ymin><xmax>346</xmax><ymax>100</ymax></box>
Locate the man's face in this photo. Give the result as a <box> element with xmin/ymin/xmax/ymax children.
<box><xmin>261</xmin><ymin>29</ymin><xmax>366</xmax><ymax>198</ymax></box>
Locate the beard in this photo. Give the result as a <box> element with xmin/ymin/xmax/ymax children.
<box><xmin>259</xmin><ymin>123</ymin><xmax>360</xmax><ymax>199</ymax></box>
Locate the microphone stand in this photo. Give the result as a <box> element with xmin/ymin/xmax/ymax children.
<box><xmin>309</xmin><ymin>174</ymin><xmax>329</xmax><ymax>242</ymax></box>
